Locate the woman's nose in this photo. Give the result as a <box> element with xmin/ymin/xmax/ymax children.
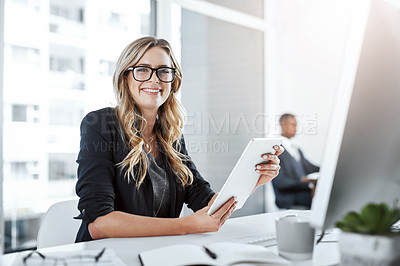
<box><xmin>149</xmin><ymin>70</ymin><xmax>160</xmax><ymax>83</ymax></box>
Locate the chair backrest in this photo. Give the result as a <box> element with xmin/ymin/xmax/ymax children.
<box><xmin>37</xmin><ymin>199</ymin><xmax>81</xmax><ymax>249</ymax></box>
<box><xmin>265</xmin><ymin>182</ymin><xmax>280</xmax><ymax>212</ymax></box>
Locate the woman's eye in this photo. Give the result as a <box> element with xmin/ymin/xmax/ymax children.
<box><xmin>159</xmin><ymin>69</ymin><xmax>171</xmax><ymax>74</ymax></box>
<box><xmin>136</xmin><ymin>68</ymin><xmax>149</xmax><ymax>73</ymax></box>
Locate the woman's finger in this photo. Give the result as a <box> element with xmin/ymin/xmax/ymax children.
<box><xmin>219</xmin><ymin>203</ymin><xmax>236</xmax><ymax>226</ymax></box>
<box><xmin>209</xmin><ymin>196</ymin><xmax>235</xmax><ymax>218</ymax></box>
<box><xmin>259</xmin><ymin>154</ymin><xmax>280</xmax><ymax>164</ymax></box>
<box><xmin>255</xmin><ymin>163</ymin><xmax>280</xmax><ymax>172</ymax></box>
<box><xmin>274</xmin><ymin>145</ymin><xmax>285</xmax><ymax>156</ymax></box>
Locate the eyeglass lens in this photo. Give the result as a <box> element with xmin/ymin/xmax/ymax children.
<box><xmin>133</xmin><ymin>67</ymin><xmax>175</xmax><ymax>82</ymax></box>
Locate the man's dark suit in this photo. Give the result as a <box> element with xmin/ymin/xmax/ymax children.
<box><xmin>272</xmin><ymin>147</ymin><xmax>319</xmax><ymax>209</ymax></box>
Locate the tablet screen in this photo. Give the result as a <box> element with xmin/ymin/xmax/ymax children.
<box><xmin>207</xmin><ymin>138</ymin><xmax>282</xmax><ymax>215</ymax></box>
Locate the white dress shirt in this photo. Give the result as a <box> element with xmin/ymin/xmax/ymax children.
<box><xmin>281</xmin><ymin>136</ymin><xmax>301</xmax><ymax>162</ymax></box>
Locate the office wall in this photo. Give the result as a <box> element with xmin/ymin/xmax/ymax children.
<box><xmin>180</xmin><ymin>10</ymin><xmax>266</xmax><ymax>216</ymax></box>
<box><xmin>269</xmin><ymin>0</ymin><xmax>363</xmax><ymax>165</ymax></box>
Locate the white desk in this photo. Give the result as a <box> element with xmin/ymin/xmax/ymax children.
<box><xmin>1</xmin><ymin>210</ymin><xmax>340</xmax><ymax>266</ymax></box>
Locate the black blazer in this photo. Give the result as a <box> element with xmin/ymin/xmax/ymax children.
<box><xmin>74</xmin><ymin>108</ymin><xmax>215</xmax><ymax>242</ymax></box>
<box><xmin>272</xmin><ymin>147</ymin><xmax>319</xmax><ymax>209</ymax></box>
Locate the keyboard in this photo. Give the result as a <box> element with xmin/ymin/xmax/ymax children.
<box><xmin>230</xmin><ymin>232</ymin><xmax>276</xmax><ymax>245</ymax></box>
<box><xmin>230</xmin><ymin>229</ymin><xmax>332</xmax><ymax>246</ymax></box>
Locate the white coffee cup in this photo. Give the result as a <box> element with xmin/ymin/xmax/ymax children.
<box><xmin>275</xmin><ymin>214</ymin><xmax>316</xmax><ymax>260</ymax></box>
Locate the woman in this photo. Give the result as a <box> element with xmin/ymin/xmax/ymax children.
<box><xmin>75</xmin><ymin>36</ymin><xmax>283</xmax><ymax>242</ymax></box>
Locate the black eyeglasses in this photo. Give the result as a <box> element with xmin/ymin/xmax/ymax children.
<box><xmin>124</xmin><ymin>66</ymin><xmax>176</xmax><ymax>83</ymax></box>
<box><xmin>22</xmin><ymin>248</ymin><xmax>106</xmax><ymax>265</ymax></box>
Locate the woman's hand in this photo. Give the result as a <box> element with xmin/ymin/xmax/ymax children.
<box><xmin>253</xmin><ymin>145</ymin><xmax>285</xmax><ymax>192</ymax></box>
<box><xmin>181</xmin><ymin>195</ymin><xmax>237</xmax><ymax>234</ymax></box>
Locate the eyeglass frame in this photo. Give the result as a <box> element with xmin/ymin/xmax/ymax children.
<box><xmin>124</xmin><ymin>66</ymin><xmax>177</xmax><ymax>83</ymax></box>
<box><xmin>22</xmin><ymin>247</ymin><xmax>106</xmax><ymax>265</ymax></box>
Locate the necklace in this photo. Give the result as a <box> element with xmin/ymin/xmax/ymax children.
<box><xmin>143</xmin><ymin>135</ymin><xmax>155</xmax><ymax>150</ymax></box>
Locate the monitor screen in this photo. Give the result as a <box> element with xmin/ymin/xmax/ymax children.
<box><xmin>310</xmin><ymin>0</ymin><xmax>400</xmax><ymax>230</ymax></box>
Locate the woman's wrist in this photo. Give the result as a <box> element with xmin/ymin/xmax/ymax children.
<box><xmin>177</xmin><ymin>216</ymin><xmax>191</xmax><ymax>235</ymax></box>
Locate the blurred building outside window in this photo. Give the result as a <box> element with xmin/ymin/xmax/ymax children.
<box><xmin>2</xmin><ymin>0</ymin><xmax>271</xmax><ymax>254</ymax></box>
<box><xmin>2</xmin><ymin>0</ymin><xmax>151</xmax><ymax>253</ymax></box>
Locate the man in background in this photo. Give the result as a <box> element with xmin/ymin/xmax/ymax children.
<box><xmin>272</xmin><ymin>113</ymin><xmax>320</xmax><ymax>209</ymax></box>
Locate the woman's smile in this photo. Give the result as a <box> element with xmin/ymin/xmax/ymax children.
<box><xmin>141</xmin><ymin>87</ymin><xmax>162</xmax><ymax>95</ymax></box>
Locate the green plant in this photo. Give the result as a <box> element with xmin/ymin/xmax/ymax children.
<box><xmin>335</xmin><ymin>202</ymin><xmax>400</xmax><ymax>235</ymax></box>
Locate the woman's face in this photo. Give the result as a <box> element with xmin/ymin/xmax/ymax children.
<box><xmin>126</xmin><ymin>47</ymin><xmax>172</xmax><ymax>115</ymax></box>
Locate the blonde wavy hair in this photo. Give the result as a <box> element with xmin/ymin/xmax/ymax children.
<box><xmin>113</xmin><ymin>36</ymin><xmax>193</xmax><ymax>187</ymax></box>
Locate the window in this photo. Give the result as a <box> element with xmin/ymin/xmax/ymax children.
<box><xmin>8</xmin><ymin>161</ymin><xmax>39</xmax><ymax>180</ymax></box>
<box><xmin>50</xmin><ymin>5</ymin><xmax>69</xmax><ymax>20</ymax></box>
<box><xmin>2</xmin><ymin>0</ymin><xmax>152</xmax><ymax>253</ymax></box>
<box><xmin>11</xmin><ymin>104</ymin><xmax>39</xmax><ymax>123</ymax></box>
<box><xmin>49</xmin><ymin>48</ymin><xmax>85</xmax><ymax>74</ymax></box>
<box><xmin>49</xmin><ymin>56</ymin><xmax>74</xmax><ymax>72</ymax></box>
<box><xmin>11</xmin><ymin>45</ymin><xmax>40</xmax><ymax>66</ymax></box>
<box><xmin>11</xmin><ymin>105</ymin><xmax>27</xmax><ymax>122</ymax></box>
<box><xmin>99</xmin><ymin>11</ymin><xmax>128</xmax><ymax>30</ymax></box>
<box><xmin>48</xmin><ymin>100</ymin><xmax>84</xmax><ymax>126</ymax></box>
<box><xmin>50</xmin><ymin>2</ymin><xmax>84</xmax><ymax>24</ymax></box>
<box><xmin>12</xmin><ymin>0</ymin><xmax>40</xmax><ymax>11</ymax></box>
<box><xmin>48</xmin><ymin>153</ymin><xmax>76</xmax><ymax>180</ymax></box>
<box><xmin>99</xmin><ymin>60</ymin><xmax>115</xmax><ymax>76</ymax></box>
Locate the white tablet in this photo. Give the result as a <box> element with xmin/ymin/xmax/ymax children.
<box><xmin>207</xmin><ymin>138</ymin><xmax>282</xmax><ymax>216</ymax></box>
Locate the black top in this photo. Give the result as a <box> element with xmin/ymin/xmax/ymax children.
<box><xmin>74</xmin><ymin>107</ymin><xmax>215</xmax><ymax>242</ymax></box>
<box><xmin>147</xmin><ymin>153</ymin><xmax>170</xmax><ymax>217</ymax></box>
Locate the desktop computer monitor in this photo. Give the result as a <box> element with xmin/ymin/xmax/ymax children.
<box><xmin>310</xmin><ymin>0</ymin><xmax>400</xmax><ymax>231</ymax></box>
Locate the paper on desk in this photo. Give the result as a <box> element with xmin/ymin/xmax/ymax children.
<box><xmin>12</xmin><ymin>248</ymin><xmax>126</xmax><ymax>266</ymax></box>
<box><xmin>139</xmin><ymin>242</ymin><xmax>290</xmax><ymax>266</ymax></box>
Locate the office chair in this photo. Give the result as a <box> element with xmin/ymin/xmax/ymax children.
<box><xmin>36</xmin><ymin>199</ymin><xmax>81</xmax><ymax>249</ymax></box>
<box><xmin>265</xmin><ymin>182</ymin><xmax>281</xmax><ymax>212</ymax></box>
